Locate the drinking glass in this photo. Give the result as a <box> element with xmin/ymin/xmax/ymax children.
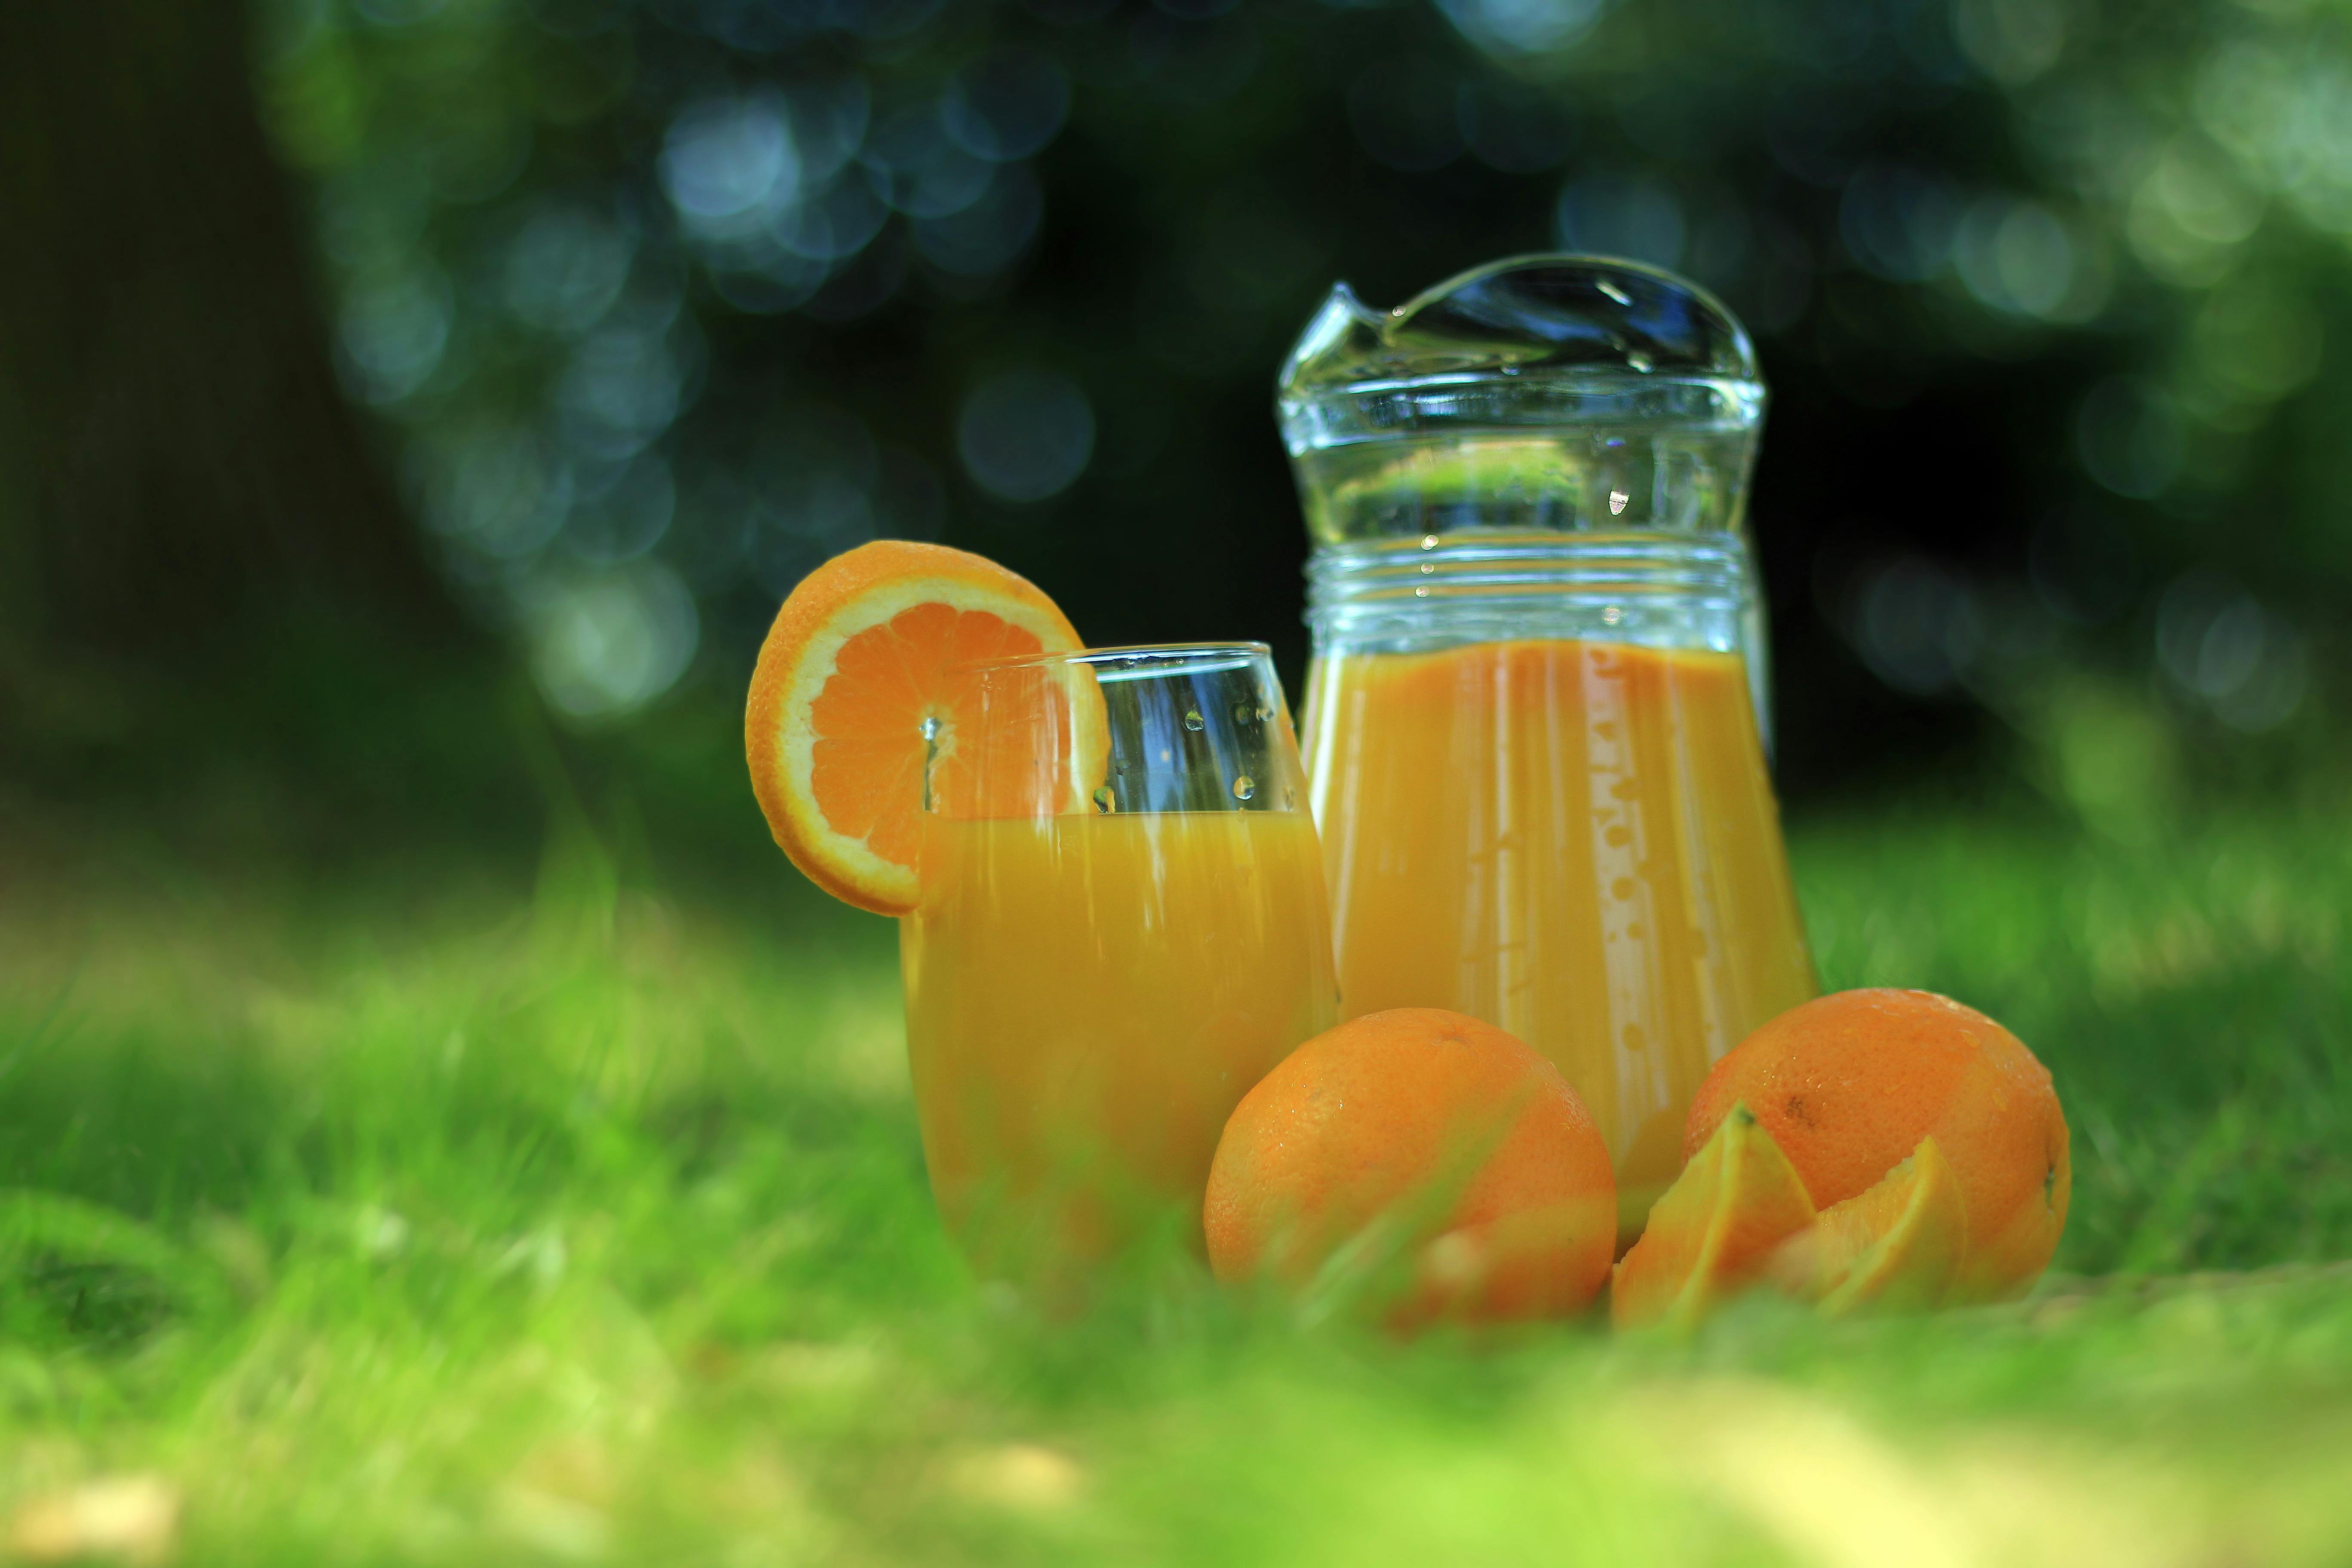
<box><xmin>898</xmin><ymin>642</ymin><xmax>1337</xmax><ymax>1285</ymax></box>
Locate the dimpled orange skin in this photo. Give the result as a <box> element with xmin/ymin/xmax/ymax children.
<box><xmin>1204</xmin><ymin>1008</ymin><xmax>1617</xmax><ymax>1327</ymax></box>
<box><xmin>1685</xmin><ymin>989</ymin><xmax>2070</xmax><ymax>1302</ymax></box>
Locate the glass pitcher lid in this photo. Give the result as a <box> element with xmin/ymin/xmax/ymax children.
<box><xmin>1277</xmin><ymin>254</ymin><xmax>1763</xmax><ymax>453</ymax></box>
<box><xmin>1277</xmin><ymin>256</ymin><xmax>1767</xmax><ymax>544</ymax></box>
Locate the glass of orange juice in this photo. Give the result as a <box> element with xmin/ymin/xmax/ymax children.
<box><xmin>1279</xmin><ymin>256</ymin><xmax>1820</xmax><ymax>1238</ymax></box>
<box><xmin>898</xmin><ymin>642</ymin><xmax>1337</xmax><ymax>1288</ymax></box>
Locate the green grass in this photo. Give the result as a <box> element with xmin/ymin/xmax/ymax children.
<box><xmin>5</xmin><ymin>758</ymin><xmax>2352</xmax><ymax>1564</ymax></box>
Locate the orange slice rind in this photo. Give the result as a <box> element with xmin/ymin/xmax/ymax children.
<box><xmin>746</xmin><ymin>540</ymin><xmax>1088</xmax><ymax>915</ymax></box>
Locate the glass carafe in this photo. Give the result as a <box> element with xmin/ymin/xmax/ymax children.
<box><xmin>1278</xmin><ymin>254</ymin><xmax>1818</xmax><ymax>1236</ymax></box>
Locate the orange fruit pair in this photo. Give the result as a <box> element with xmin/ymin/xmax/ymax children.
<box><xmin>745</xmin><ymin>540</ymin><xmax>1087</xmax><ymax>915</ymax></box>
<box><xmin>1204</xmin><ymin>1008</ymin><xmax>1618</xmax><ymax>1328</ymax></box>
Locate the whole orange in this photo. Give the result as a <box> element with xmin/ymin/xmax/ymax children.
<box><xmin>1685</xmin><ymin>989</ymin><xmax>2070</xmax><ymax>1301</ymax></box>
<box><xmin>1204</xmin><ymin>1008</ymin><xmax>1616</xmax><ymax>1326</ymax></box>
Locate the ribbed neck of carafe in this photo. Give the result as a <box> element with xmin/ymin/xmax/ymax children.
<box><xmin>1305</xmin><ymin>533</ymin><xmax>1754</xmax><ymax>655</ymax></box>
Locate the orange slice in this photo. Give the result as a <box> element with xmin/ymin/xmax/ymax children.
<box><xmin>1764</xmin><ymin>1136</ymin><xmax>1966</xmax><ymax>1316</ymax></box>
<box><xmin>745</xmin><ymin>540</ymin><xmax>1087</xmax><ymax>915</ymax></box>
<box><xmin>1611</xmin><ymin>1102</ymin><xmax>1816</xmax><ymax>1332</ymax></box>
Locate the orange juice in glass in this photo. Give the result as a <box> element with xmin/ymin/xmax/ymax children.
<box><xmin>899</xmin><ymin>643</ymin><xmax>1335</xmax><ymax>1284</ymax></box>
<box><xmin>1280</xmin><ymin>255</ymin><xmax>1818</xmax><ymax>1233</ymax></box>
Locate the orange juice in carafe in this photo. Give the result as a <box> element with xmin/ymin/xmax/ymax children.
<box><xmin>1280</xmin><ymin>255</ymin><xmax>1818</xmax><ymax>1231</ymax></box>
<box><xmin>1301</xmin><ymin>638</ymin><xmax>1814</xmax><ymax>1224</ymax></box>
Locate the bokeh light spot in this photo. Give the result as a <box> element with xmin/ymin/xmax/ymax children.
<box><xmin>1436</xmin><ymin>0</ymin><xmax>1606</xmax><ymax>57</ymax></box>
<box><xmin>1848</xmin><ymin>557</ymin><xmax>1984</xmax><ymax>696</ymax></box>
<box><xmin>563</xmin><ymin>454</ymin><xmax>676</xmax><ymax>564</ymax></box>
<box><xmin>1841</xmin><ymin>166</ymin><xmax>1960</xmax><ymax>283</ymax></box>
<box><xmin>661</xmin><ymin>97</ymin><xmax>799</xmax><ymax>236</ymax></box>
<box><xmin>1951</xmin><ymin>0</ymin><xmax>2065</xmax><ymax>86</ymax></box>
<box><xmin>355</xmin><ymin>0</ymin><xmax>452</xmax><ymax>28</ymax></box>
<box><xmin>1954</xmin><ymin>195</ymin><xmax>2097</xmax><ymax>320</ymax></box>
<box><xmin>1556</xmin><ymin>175</ymin><xmax>1686</xmax><ymax>269</ymax></box>
<box><xmin>337</xmin><ymin>269</ymin><xmax>453</xmax><ymax>404</ymax></box>
<box><xmin>504</xmin><ymin>204</ymin><xmax>634</xmax><ymax>334</ymax></box>
<box><xmin>2156</xmin><ymin>570</ymin><xmax>2309</xmax><ymax>732</ymax></box>
<box><xmin>2191</xmin><ymin>281</ymin><xmax>2322</xmax><ymax>402</ymax></box>
<box><xmin>943</xmin><ymin>51</ymin><xmax>1071</xmax><ymax>162</ymax></box>
<box><xmin>775</xmin><ymin>175</ymin><xmax>890</xmax><ymax>262</ymax></box>
<box><xmin>786</xmin><ymin>78</ymin><xmax>871</xmax><ymax>184</ymax></box>
<box><xmin>2128</xmin><ymin>139</ymin><xmax>2263</xmax><ymax>285</ymax></box>
<box><xmin>913</xmin><ymin>163</ymin><xmax>1043</xmax><ymax>277</ymax></box>
<box><xmin>956</xmin><ymin>369</ymin><xmax>1094</xmax><ymax>503</ymax></box>
<box><xmin>423</xmin><ymin>426</ymin><xmax>570</xmax><ymax>560</ymax></box>
<box><xmin>557</xmin><ymin>319</ymin><xmax>694</xmax><ymax>460</ymax></box>
<box><xmin>522</xmin><ymin>561</ymin><xmax>701</xmax><ymax>719</ymax></box>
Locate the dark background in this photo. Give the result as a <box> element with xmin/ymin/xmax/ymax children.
<box><xmin>3</xmin><ymin>0</ymin><xmax>2343</xmax><ymax>827</ymax></box>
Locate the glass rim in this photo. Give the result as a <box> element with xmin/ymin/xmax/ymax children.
<box><xmin>952</xmin><ymin>640</ymin><xmax>1272</xmax><ymax>683</ymax></box>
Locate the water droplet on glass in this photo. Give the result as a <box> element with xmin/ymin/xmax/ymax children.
<box><xmin>1234</xmin><ymin>702</ymin><xmax>1258</xmax><ymax>725</ymax></box>
<box><xmin>1420</xmin><ymin>533</ymin><xmax>1439</xmax><ymax>550</ymax></box>
<box><xmin>1093</xmin><ymin>785</ymin><xmax>1116</xmax><ymax>814</ymax></box>
<box><xmin>1626</xmin><ymin>350</ymin><xmax>1654</xmax><ymax>373</ymax></box>
<box><xmin>1183</xmin><ymin>709</ymin><xmax>1205</xmax><ymax>732</ymax></box>
<box><xmin>1419</xmin><ymin>561</ymin><xmax>1435</xmax><ymax>575</ymax></box>
<box><xmin>1598</xmin><ymin>279</ymin><xmax>1633</xmax><ymax>306</ymax></box>
<box><xmin>1414</xmin><ymin>585</ymin><xmax>1429</xmax><ymax>598</ymax></box>
<box><xmin>1602</xmin><ymin>604</ymin><xmax>1622</xmax><ymax>625</ymax></box>
<box><xmin>1282</xmin><ymin>787</ymin><xmax>1297</xmax><ymax>810</ymax></box>
<box><xmin>1231</xmin><ymin>775</ymin><xmax>1255</xmax><ymax>801</ymax></box>
<box><xmin>1255</xmin><ymin>706</ymin><xmax>1272</xmax><ymax>722</ymax></box>
<box><xmin>1608</xmin><ymin>490</ymin><xmax>1629</xmax><ymax>515</ymax></box>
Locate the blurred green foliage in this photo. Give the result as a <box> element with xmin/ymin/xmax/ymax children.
<box><xmin>250</xmin><ymin>0</ymin><xmax>2348</xmax><ymax>799</ymax></box>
